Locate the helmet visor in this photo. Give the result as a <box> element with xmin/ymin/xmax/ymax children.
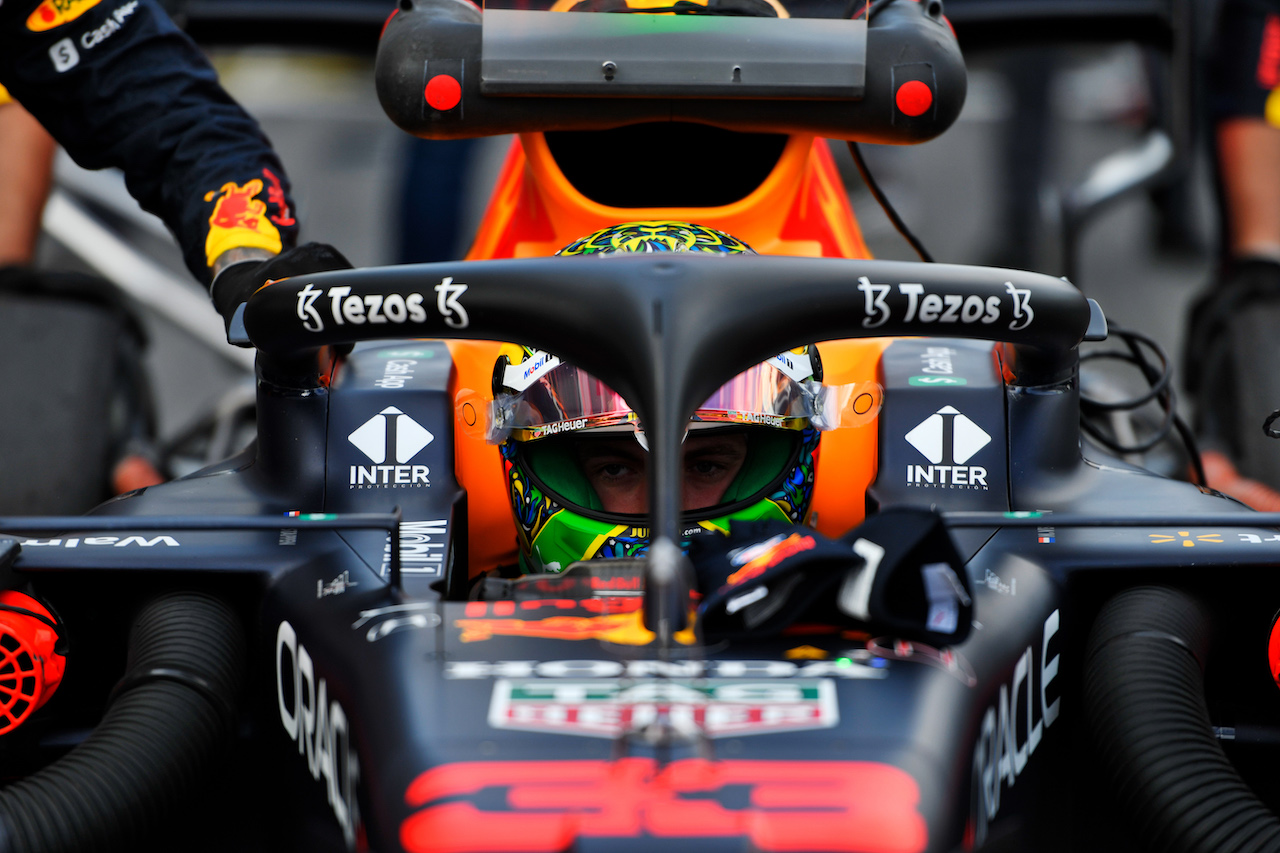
<box><xmin>493</xmin><ymin>354</ymin><xmax>818</xmax><ymax>442</ymax></box>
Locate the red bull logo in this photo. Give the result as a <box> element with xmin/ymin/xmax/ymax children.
<box><xmin>208</xmin><ymin>181</ymin><xmax>266</xmax><ymax>229</ymax></box>
<box><xmin>203</xmin><ymin>178</ymin><xmax>282</xmax><ymax>267</ymax></box>
<box><xmin>27</xmin><ymin>0</ymin><xmax>102</xmax><ymax>31</ymax></box>
<box><xmin>726</xmin><ymin>533</ymin><xmax>816</xmax><ymax>587</ymax></box>
<box><xmin>457</xmin><ymin>613</ymin><xmax>650</xmax><ymax>644</ymax></box>
<box><xmin>456</xmin><ymin>597</ymin><xmax>694</xmax><ymax>645</ymax></box>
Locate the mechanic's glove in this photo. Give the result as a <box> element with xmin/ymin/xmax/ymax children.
<box><xmin>210</xmin><ymin>242</ymin><xmax>352</xmax><ymax>335</ymax></box>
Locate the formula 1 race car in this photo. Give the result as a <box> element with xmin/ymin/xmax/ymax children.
<box><xmin>4</xmin><ymin>1</ymin><xmax>1280</xmax><ymax>852</ymax></box>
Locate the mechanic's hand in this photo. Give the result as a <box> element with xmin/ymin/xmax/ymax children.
<box><xmin>210</xmin><ymin>242</ymin><xmax>352</xmax><ymax>335</ymax></box>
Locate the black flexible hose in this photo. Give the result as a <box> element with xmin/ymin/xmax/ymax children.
<box><xmin>0</xmin><ymin>592</ymin><xmax>245</xmax><ymax>853</ymax></box>
<box><xmin>847</xmin><ymin>141</ymin><xmax>934</xmax><ymax>263</ymax></box>
<box><xmin>1084</xmin><ymin>586</ymin><xmax>1280</xmax><ymax>853</ymax></box>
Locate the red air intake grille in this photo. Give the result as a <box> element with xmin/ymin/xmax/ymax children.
<box><xmin>0</xmin><ymin>629</ymin><xmax>42</xmax><ymax>734</ymax></box>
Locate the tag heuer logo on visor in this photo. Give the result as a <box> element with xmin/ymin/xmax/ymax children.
<box><xmin>348</xmin><ymin>407</ymin><xmax>434</xmax><ymax>489</ymax></box>
<box><xmin>904</xmin><ymin>405</ymin><xmax>991</xmax><ymax>490</ymax></box>
<box><xmin>28</xmin><ymin>0</ymin><xmax>103</xmax><ymax>31</ymax></box>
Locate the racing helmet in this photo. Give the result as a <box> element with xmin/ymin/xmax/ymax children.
<box><xmin>491</xmin><ymin>221</ymin><xmax>827</xmax><ymax>573</ymax></box>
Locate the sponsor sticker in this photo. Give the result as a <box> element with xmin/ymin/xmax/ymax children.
<box><xmin>275</xmin><ymin>622</ymin><xmax>361</xmax><ymax>848</ymax></box>
<box><xmin>352</xmin><ymin>603</ymin><xmax>441</xmax><ymax>642</ymax></box>
<box><xmin>503</xmin><ymin>350</ymin><xmax>560</xmax><ymax>393</ymax></box>
<box><xmin>904</xmin><ymin>405</ymin><xmax>991</xmax><ymax>490</ymax></box>
<box><xmin>372</xmin><ymin>358</ymin><xmax>420</xmax><ymax>390</ymax></box>
<box><xmin>79</xmin><ymin>0</ymin><xmax>136</xmax><ymax>48</ymax></box>
<box><xmin>489</xmin><ymin>678</ymin><xmax>838</xmax><ymax>739</ymax></box>
<box><xmin>388</xmin><ymin>520</ymin><xmax>449</xmax><ymax>577</ymax></box>
<box><xmin>434</xmin><ymin>276</ymin><xmax>468</xmax><ymax>330</ymax></box>
<box><xmin>455</xmin><ymin>598</ymin><xmax>674</xmax><ymax>646</ymax></box>
<box><xmin>49</xmin><ymin>37</ymin><xmax>79</xmax><ymax>71</ymax></box>
<box><xmin>970</xmin><ymin>610</ymin><xmax>1060</xmax><ymax>847</ymax></box>
<box><xmin>1148</xmin><ymin>531</ymin><xmax>1224</xmax><ymax>547</ymax></box>
<box><xmin>444</xmin><ymin>657</ymin><xmax>886</xmax><ymax>681</ymax></box>
<box><xmin>768</xmin><ymin>347</ymin><xmax>815</xmax><ymax>383</ymax></box>
<box><xmin>21</xmin><ymin>535</ymin><xmax>178</xmax><ymax>548</ymax></box>
<box><xmin>347</xmin><ymin>407</ymin><xmax>433</xmax><ymax>490</ymax></box>
<box><xmin>44</xmin><ymin>0</ymin><xmax>138</xmax><ymax>70</ymax></box>
<box><xmin>725</xmin><ymin>410</ymin><xmax>785</xmax><ymax>427</ymax></box>
<box><xmin>1239</xmin><ymin>532</ymin><xmax>1280</xmax><ymax>543</ymax></box>
<box><xmin>530</xmin><ymin>418</ymin><xmax>588</xmax><ymax>440</ymax></box>
<box><xmin>1141</xmin><ymin>530</ymin><xmax>1280</xmax><ymax>546</ymax></box>
<box><xmin>724</xmin><ymin>532</ymin><xmax>817</xmax><ymax>587</ymax></box>
<box><xmin>317</xmin><ymin>571</ymin><xmax>357</xmax><ymax>598</ymax></box>
<box><xmin>919</xmin><ymin>345</ymin><xmax>957</xmax><ymax>375</ymax></box>
<box><xmin>1004</xmin><ymin>281</ymin><xmax>1034</xmax><ymax>331</ymax></box>
<box><xmin>295</xmin><ymin>278</ymin><xmax>464</xmax><ymax>334</ymax></box>
<box><xmin>856</xmin><ymin>279</ymin><xmax>1034</xmax><ymax>331</ymax></box>
<box><xmin>981</xmin><ymin>569</ymin><xmax>1014</xmax><ymax>596</ymax></box>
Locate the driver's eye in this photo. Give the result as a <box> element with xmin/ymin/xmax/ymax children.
<box><xmin>578</xmin><ymin>442</ymin><xmax>645</xmax><ymax>485</ymax></box>
<box><xmin>599</xmin><ymin>462</ymin><xmax>634</xmax><ymax>479</ymax></box>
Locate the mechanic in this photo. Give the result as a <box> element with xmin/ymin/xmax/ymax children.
<box><xmin>0</xmin><ymin>0</ymin><xmax>349</xmax><ymax>329</ymax></box>
<box><xmin>487</xmin><ymin>221</ymin><xmax>827</xmax><ymax>574</ymax></box>
<box><xmin>1182</xmin><ymin>0</ymin><xmax>1280</xmax><ymax>509</ymax></box>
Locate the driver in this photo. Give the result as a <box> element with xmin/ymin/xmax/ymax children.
<box><xmin>488</xmin><ymin>221</ymin><xmax>826</xmax><ymax>573</ymax></box>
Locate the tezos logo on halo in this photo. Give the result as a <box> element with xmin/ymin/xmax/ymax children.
<box><xmin>295</xmin><ymin>277</ymin><xmax>468</xmax><ymax>333</ymax></box>
<box><xmin>348</xmin><ymin>407</ymin><xmax>434</xmax><ymax>489</ymax></box>
<box><xmin>904</xmin><ymin>405</ymin><xmax>991</xmax><ymax>490</ymax></box>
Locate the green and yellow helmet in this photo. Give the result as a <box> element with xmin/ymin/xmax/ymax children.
<box><xmin>557</xmin><ymin>220</ymin><xmax>756</xmax><ymax>256</ymax></box>
<box><xmin>492</xmin><ymin>221</ymin><xmax>828</xmax><ymax>573</ymax></box>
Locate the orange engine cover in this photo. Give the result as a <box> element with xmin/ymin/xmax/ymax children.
<box><xmin>453</xmin><ymin>133</ymin><xmax>883</xmax><ymax>576</ymax></box>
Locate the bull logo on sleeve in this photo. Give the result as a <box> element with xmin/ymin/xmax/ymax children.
<box><xmin>203</xmin><ymin>178</ymin><xmax>283</xmax><ymax>267</ymax></box>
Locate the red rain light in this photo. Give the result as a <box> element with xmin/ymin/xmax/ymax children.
<box><xmin>895</xmin><ymin>81</ymin><xmax>933</xmax><ymax>117</ymax></box>
<box><xmin>425</xmin><ymin>75</ymin><xmax>463</xmax><ymax>112</ymax></box>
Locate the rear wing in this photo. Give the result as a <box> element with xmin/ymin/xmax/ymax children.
<box><xmin>375</xmin><ymin>0</ymin><xmax>964</xmax><ymax>142</ymax></box>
